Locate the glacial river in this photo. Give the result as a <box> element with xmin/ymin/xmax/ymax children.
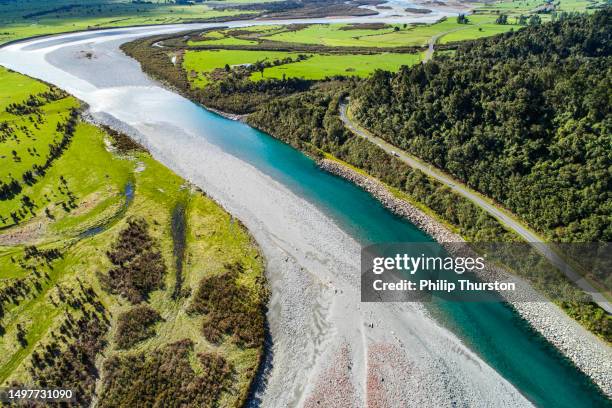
<box><xmin>0</xmin><ymin>17</ymin><xmax>609</xmax><ymax>407</ymax></box>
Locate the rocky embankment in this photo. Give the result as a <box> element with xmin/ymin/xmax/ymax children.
<box><xmin>319</xmin><ymin>160</ymin><xmax>461</xmax><ymax>243</ymax></box>
<box><xmin>318</xmin><ymin>158</ymin><xmax>612</xmax><ymax>398</ymax></box>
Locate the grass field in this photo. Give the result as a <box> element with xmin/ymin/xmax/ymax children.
<box><xmin>182</xmin><ymin>49</ymin><xmax>423</xmax><ymax>86</ymax></box>
<box><xmin>0</xmin><ymin>68</ymin><xmax>129</xmax><ymax>235</ymax></box>
<box><xmin>188</xmin><ymin>31</ymin><xmax>259</xmax><ymax>46</ymax></box>
<box><xmin>477</xmin><ymin>0</ymin><xmax>602</xmax><ymax>13</ymax></box>
<box><xmin>183</xmin><ymin>49</ymin><xmax>302</xmax><ymax>87</ymax></box>
<box><xmin>438</xmin><ymin>18</ymin><xmax>522</xmax><ymax>43</ymax></box>
<box><xmin>250</xmin><ymin>52</ymin><xmax>424</xmax><ymax>81</ymax></box>
<box><xmin>0</xmin><ymin>66</ymin><xmax>266</xmax><ymax>405</ymax></box>
<box><xmin>186</xmin><ymin>25</ymin><xmax>288</xmax><ymax>46</ymax></box>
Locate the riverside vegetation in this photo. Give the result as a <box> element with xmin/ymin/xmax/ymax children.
<box><xmin>0</xmin><ymin>67</ymin><xmax>267</xmax><ymax>406</ymax></box>
<box><xmin>123</xmin><ymin>9</ymin><xmax>611</xmax><ymax>342</ymax></box>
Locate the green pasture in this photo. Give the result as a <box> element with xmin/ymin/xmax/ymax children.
<box><xmin>259</xmin><ymin>15</ymin><xmax>520</xmax><ymax>47</ymax></box>
<box><xmin>0</xmin><ymin>68</ymin><xmax>129</xmax><ymax>234</ymax></box>
<box><xmin>439</xmin><ymin>19</ymin><xmax>521</xmax><ymax>43</ymax></box>
<box><xmin>0</xmin><ymin>1</ymin><xmax>254</xmax><ymax>45</ymax></box>
<box><xmin>0</xmin><ymin>66</ymin><xmax>264</xmax><ymax>402</ymax></box>
<box><xmin>183</xmin><ymin>49</ymin><xmax>301</xmax><ymax>87</ymax></box>
<box><xmin>478</xmin><ymin>0</ymin><xmax>602</xmax><ymax>13</ymax></box>
<box><xmin>251</xmin><ymin>52</ymin><xmax>424</xmax><ymax>81</ymax></box>
<box><xmin>259</xmin><ymin>22</ymin><xmax>416</xmax><ymax>47</ymax></box>
<box><xmin>183</xmin><ymin>49</ymin><xmax>424</xmax><ymax>86</ymax></box>
<box><xmin>186</xmin><ymin>25</ymin><xmax>287</xmax><ymax>46</ymax></box>
<box><xmin>188</xmin><ymin>31</ymin><xmax>258</xmax><ymax>46</ymax></box>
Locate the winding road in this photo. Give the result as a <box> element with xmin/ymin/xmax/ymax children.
<box><xmin>339</xmin><ymin>101</ymin><xmax>612</xmax><ymax>314</ymax></box>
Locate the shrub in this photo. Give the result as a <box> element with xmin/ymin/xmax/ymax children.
<box><xmin>115</xmin><ymin>305</ymin><xmax>162</xmax><ymax>349</ymax></box>
<box><xmin>100</xmin><ymin>339</ymin><xmax>233</xmax><ymax>408</ymax></box>
<box><xmin>102</xmin><ymin>218</ymin><xmax>166</xmax><ymax>303</ymax></box>
<box><xmin>188</xmin><ymin>263</ymin><xmax>265</xmax><ymax>348</ymax></box>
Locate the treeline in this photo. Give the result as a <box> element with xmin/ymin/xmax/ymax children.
<box><xmin>39</xmin><ymin>108</ymin><xmax>79</xmax><ymax>174</ymax></box>
<box><xmin>351</xmin><ymin>9</ymin><xmax>612</xmax><ymax>242</ymax></box>
<box><xmin>1</xmin><ymin>108</ymin><xmax>79</xmax><ymax>228</ymax></box>
<box><xmin>5</xmin><ymin>87</ymin><xmax>67</xmax><ymax>116</ymax></box>
<box><xmin>194</xmin><ymin>75</ymin><xmax>312</xmax><ymax>114</ymax></box>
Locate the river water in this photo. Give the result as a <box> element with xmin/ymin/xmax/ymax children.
<box><xmin>0</xmin><ymin>18</ymin><xmax>608</xmax><ymax>407</ymax></box>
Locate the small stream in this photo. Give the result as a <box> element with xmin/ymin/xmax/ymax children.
<box><xmin>79</xmin><ymin>181</ymin><xmax>134</xmax><ymax>239</ymax></box>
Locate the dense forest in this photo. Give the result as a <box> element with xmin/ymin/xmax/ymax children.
<box><xmin>351</xmin><ymin>10</ymin><xmax>611</xmax><ymax>242</ymax></box>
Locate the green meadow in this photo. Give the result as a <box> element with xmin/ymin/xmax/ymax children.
<box><xmin>250</xmin><ymin>52</ymin><xmax>424</xmax><ymax>81</ymax></box>
<box><xmin>183</xmin><ymin>49</ymin><xmax>423</xmax><ymax>86</ymax></box>
<box><xmin>0</xmin><ymin>66</ymin><xmax>265</xmax><ymax>405</ymax></box>
<box><xmin>478</xmin><ymin>0</ymin><xmax>601</xmax><ymax>13</ymax></box>
<box><xmin>188</xmin><ymin>30</ymin><xmax>259</xmax><ymax>46</ymax></box>
<box><xmin>438</xmin><ymin>17</ymin><xmax>522</xmax><ymax>43</ymax></box>
<box><xmin>257</xmin><ymin>15</ymin><xmax>521</xmax><ymax>47</ymax></box>
<box><xmin>183</xmin><ymin>49</ymin><xmax>302</xmax><ymax>87</ymax></box>
<box><xmin>0</xmin><ymin>67</ymin><xmax>128</xmax><ymax>235</ymax></box>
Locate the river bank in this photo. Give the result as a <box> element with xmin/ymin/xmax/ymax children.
<box><xmin>318</xmin><ymin>158</ymin><xmax>612</xmax><ymax>397</ymax></box>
